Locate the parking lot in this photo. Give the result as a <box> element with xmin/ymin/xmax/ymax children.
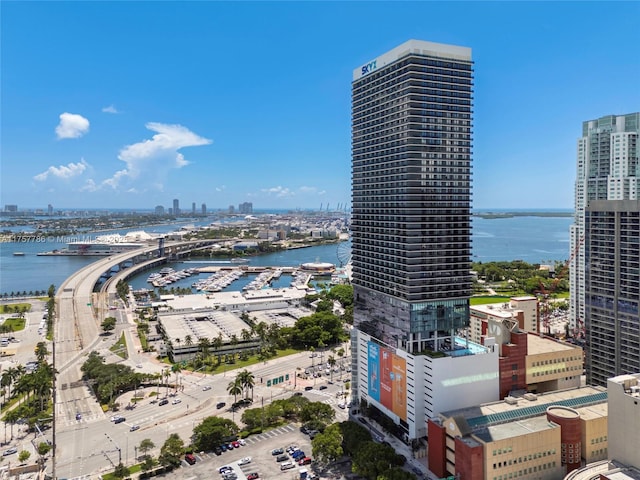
<box><xmin>162</xmin><ymin>423</ymin><xmax>317</xmax><ymax>480</ymax></box>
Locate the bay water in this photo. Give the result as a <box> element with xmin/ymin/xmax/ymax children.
<box><xmin>0</xmin><ymin>215</ymin><xmax>574</xmax><ymax>295</ymax></box>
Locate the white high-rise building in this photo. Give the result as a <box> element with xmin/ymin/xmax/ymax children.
<box><xmin>569</xmin><ymin>113</ymin><xmax>639</xmax><ymax>334</ymax></box>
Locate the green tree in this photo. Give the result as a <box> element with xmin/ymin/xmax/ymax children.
<box><xmin>339</xmin><ymin>421</ymin><xmax>372</xmax><ymax>456</ymax></box>
<box><xmin>141</xmin><ymin>455</ymin><xmax>157</xmax><ymax>473</ymax></box>
<box><xmin>328</xmin><ymin>284</ymin><xmax>354</xmax><ymax>307</ymax></box>
<box><xmin>158</xmin><ymin>433</ymin><xmax>185</xmax><ymax>468</ymax></box>
<box><xmin>311</xmin><ymin>423</ymin><xmax>343</xmax><ymax>465</ymax></box>
<box><xmin>36</xmin><ymin>442</ymin><xmax>51</xmax><ymax>467</ymax></box>
<box><xmin>138</xmin><ymin>438</ymin><xmax>155</xmax><ymax>459</ymax></box>
<box><xmin>34</xmin><ymin>342</ymin><xmax>49</xmax><ymax>363</ymax></box>
<box><xmin>352</xmin><ymin>441</ymin><xmax>405</xmax><ymax>480</ymax></box>
<box><xmin>192</xmin><ymin>416</ymin><xmax>239</xmax><ymax>452</ymax></box>
<box><xmin>238</xmin><ymin>369</ymin><xmax>255</xmax><ymax>400</ymax></box>
<box><xmin>113</xmin><ymin>462</ymin><xmax>131</xmax><ymax>479</ymax></box>
<box><xmin>227</xmin><ymin>378</ymin><xmax>242</xmax><ymax>404</ymax></box>
<box><xmin>101</xmin><ymin>317</ymin><xmax>117</xmax><ymax>334</ymax></box>
<box><xmin>377</xmin><ymin>467</ymin><xmax>417</xmax><ymax>480</ymax></box>
<box><xmin>301</xmin><ymin>401</ymin><xmax>335</xmax><ymax>429</ymax></box>
<box><xmin>18</xmin><ymin>450</ymin><xmax>31</xmax><ymax>464</ymax></box>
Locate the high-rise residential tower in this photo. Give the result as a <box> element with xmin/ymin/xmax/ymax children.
<box><xmin>351</xmin><ymin>40</ymin><xmax>499</xmax><ymax>441</ymax></box>
<box><xmin>569</xmin><ymin>113</ymin><xmax>639</xmax><ymax>336</ymax></box>
<box><xmin>584</xmin><ymin>199</ymin><xmax>640</xmax><ymax>386</ymax></box>
<box><xmin>173</xmin><ymin>198</ymin><xmax>180</xmax><ymax>215</ymax></box>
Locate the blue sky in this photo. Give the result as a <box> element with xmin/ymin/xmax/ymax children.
<box><xmin>2</xmin><ymin>2</ymin><xmax>639</xmax><ymax>211</ymax></box>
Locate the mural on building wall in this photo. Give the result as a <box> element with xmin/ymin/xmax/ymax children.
<box><xmin>368</xmin><ymin>341</ymin><xmax>407</xmax><ymax>421</ymax></box>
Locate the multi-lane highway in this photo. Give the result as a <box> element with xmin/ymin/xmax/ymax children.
<box><xmin>51</xmin><ymin>248</ymin><xmax>351</xmax><ymax>478</ymax></box>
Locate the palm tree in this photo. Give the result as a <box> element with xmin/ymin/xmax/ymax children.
<box><xmin>1</xmin><ymin>371</ymin><xmax>12</xmax><ymax>404</ymax></box>
<box><xmin>212</xmin><ymin>334</ymin><xmax>223</xmax><ymax>365</ymax></box>
<box><xmin>171</xmin><ymin>364</ymin><xmax>182</xmax><ymax>393</ymax></box>
<box><xmin>230</xmin><ymin>334</ymin><xmax>239</xmax><ymax>362</ymax></box>
<box><xmin>198</xmin><ymin>337</ymin><xmax>211</xmax><ymax>362</ymax></box>
<box><xmin>328</xmin><ymin>355</ymin><xmax>336</xmax><ymax>382</ymax></box>
<box><xmin>227</xmin><ymin>378</ymin><xmax>242</xmax><ymax>405</ymax></box>
<box><xmin>238</xmin><ymin>369</ymin><xmax>255</xmax><ymax>400</ymax></box>
<box><xmin>184</xmin><ymin>335</ymin><xmax>193</xmax><ymax>348</ymax></box>
<box><xmin>35</xmin><ymin>342</ymin><xmax>49</xmax><ymax>363</ymax></box>
<box><xmin>240</xmin><ymin>328</ymin><xmax>252</xmax><ymax>343</ymax></box>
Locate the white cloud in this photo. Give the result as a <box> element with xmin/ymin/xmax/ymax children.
<box><xmin>102</xmin><ymin>105</ymin><xmax>120</xmax><ymax>114</ymax></box>
<box><xmin>34</xmin><ymin>159</ymin><xmax>89</xmax><ymax>181</ymax></box>
<box><xmin>55</xmin><ymin>112</ymin><xmax>90</xmax><ymax>139</ymax></box>
<box><xmin>95</xmin><ymin>122</ymin><xmax>212</xmax><ymax>192</ymax></box>
<box><xmin>299</xmin><ymin>186</ymin><xmax>326</xmax><ymax>195</ymax></box>
<box><xmin>80</xmin><ymin>179</ymin><xmax>98</xmax><ymax>192</ymax></box>
<box><xmin>262</xmin><ymin>186</ymin><xmax>294</xmax><ymax>198</ymax></box>
<box><xmin>215</xmin><ymin>185</ymin><xmax>227</xmax><ymax>192</ymax></box>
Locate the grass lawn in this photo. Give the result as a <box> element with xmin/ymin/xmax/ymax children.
<box><xmin>101</xmin><ymin>463</ymin><xmax>142</xmax><ymax>480</ymax></box>
<box><xmin>1</xmin><ymin>317</ymin><xmax>26</xmax><ymax>331</ymax></box>
<box><xmin>110</xmin><ymin>333</ymin><xmax>128</xmax><ymax>359</ymax></box>
<box><xmin>470</xmin><ymin>295</ymin><xmax>512</xmax><ymax>306</ymax></box>
<box><xmin>0</xmin><ymin>303</ymin><xmax>31</xmax><ymax>314</ymax></box>
<box><xmin>184</xmin><ymin>348</ymin><xmax>302</xmax><ymax>375</ymax></box>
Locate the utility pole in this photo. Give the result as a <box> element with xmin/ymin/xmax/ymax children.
<box><xmin>104</xmin><ymin>433</ymin><xmax>122</xmax><ymax>465</ymax></box>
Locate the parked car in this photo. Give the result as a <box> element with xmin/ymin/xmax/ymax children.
<box><xmin>223</xmin><ymin>473</ymin><xmax>237</xmax><ymax>480</ymax></box>
<box><xmin>130</xmin><ymin>425</ymin><xmax>140</xmax><ymax>432</ymax></box>
<box><xmin>286</xmin><ymin>445</ymin><xmax>298</xmax><ymax>454</ymax></box>
<box><xmin>247</xmin><ymin>473</ymin><xmax>259</xmax><ymax>480</ymax></box>
<box><xmin>216</xmin><ymin>402</ymin><xmax>226</xmax><ymax>409</ymax></box>
<box><xmin>158</xmin><ymin>398</ymin><xmax>169</xmax><ymax>406</ymax></box>
<box><xmin>75</xmin><ymin>413</ymin><xmax>82</xmax><ymax>420</ymax></box>
<box><xmin>304</xmin><ymin>386</ymin><xmax>313</xmax><ymax>391</ymax></box>
<box><xmin>298</xmin><ymin>457</ymin><xmax>312</xmax><ymax>465</ymax></box>
<box><xmin>293</xmin><ymin>392</ymin><xmax>303</xmax><ymax>396</ymax></box>
<box><xmin>276</xmin><ymin>454</ymin><xmax>289</xmax><ymax>462</ymax></box>
<box><xmin>202</xmin><ymin>385</ymin><xmax>212</xmax><ymax>391</ymax></box>
<box><xmin>238</xmin><ymin>439</ymin><xmax>246</xmax><ymax>446</ymax></box>
<box><xmin>292</xmin><ymin>450</ymin><xmax>305</xmax><ymax>460</ymax></box>
<box><xmin>219</xmin><ymin>466</ymin><xmax>233</xmax><ymax>474</ymax></box>
<box><xmin>171</xmin><ymin>398</ymin><xmax>181</xmax><ymax>405</ymax></box>
<box><xmin>319</xmin><ymin>385</ymin><xmax>328</xmax><ymax>390</ymax></box>
<box><xmin>3</xmin><ymin>447</ymin><xmax>17</xmax><ymax>456</ymax></box>
<box><xmin>238</xmin><ymin>457</ymin><xmax>252</xmax><ymax>465</ymax></box>
<box><xmin>220</xmin><ymin>444</ymin><xmax>228</xmax><ymax>452</ymax></box>
<box><xmin>271</xmin><ymin>448</ymin><xmax>284</xmax><ymax>456</ymax></box>
<box><xmin>185</xmin><ymin>453</ymin><xmax>196</xmax><ymax>465</ymax></box>
<box><xmin>280</xmin><ymin>462</ymin><xmax>295</xmax><ymax>471</ymax></box>
<box><xmin>214</xmin><ymin>447</ymin><xmax>222</xmax><ymax>455</ymax></box>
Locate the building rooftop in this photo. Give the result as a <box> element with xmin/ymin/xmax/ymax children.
<box><xmin>475</xmin><ymin>414</ymin><xmax>557</xmax><ymax>443</ymax></box>
<box><xmin>526</xmin><ymin>333</ymin><xmax>582</xmax><ymax>355</ymax></box>
<box><xmin>439</xmin><ymin>385</ymin><xmax>607</xmax><ymax>430</ymax></box>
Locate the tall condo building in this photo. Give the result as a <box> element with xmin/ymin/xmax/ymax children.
<box><xmin>569</xmin><ymin>113</ymin><xmax>639</xmax><ymax>385</ymax></box>
<box><xmin>351</xmin><ymin>40</ymin><xmax>499</xmax><ymax>441</ymax></box>
<box><xmin>173</xmin><ymin>198</ymin><xmax>180</xmax><ymax>215</ymax></box>
<box><xmin>584</xmin><ymin>200</ymin><xmax>640</xmax><ymax>386</ymax></box>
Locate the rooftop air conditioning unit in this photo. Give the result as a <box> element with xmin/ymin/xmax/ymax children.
<box><xmin>505</xmin><ymin>396</ymin><xmax>519</xmax><ymax>405</ymax></box>
<box><xmin>523</xmin><ymin>393</ymin><xmax>538</xmax><ymax>401</ymax></box>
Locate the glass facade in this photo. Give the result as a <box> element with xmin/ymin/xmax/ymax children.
<box><xmin>585</xmin><ymin>200</ymin><xmax>640</xmax><ymax>386</ymax></box>
<box><xmin>351</xmin><ymin>41</ymin><xmax>473</xmax><ymax>353</ymax></box>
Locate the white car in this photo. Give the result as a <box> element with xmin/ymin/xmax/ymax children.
<box><xmin>338</xmin><ymin>403</ymin><xmax>346</xmax><ymax>409</ymax></box>
<box><xmin>238</xmin><ymin>457</ymin><xmax>252</xmax><ymax>465</ymax></box>
<box><xmin>202</xmin><ymin>385</ymin><xmax>212</xmax><ymax>391</ymax></box>
<box><xmin>172</xmin><ymin>398</ymin><xmax>181</xmax><ymax>405</ymax></box>
<box><xmin>238</xmin><ymin>439</ymin><xmax>246</xmax><ymax>446</ymax></box>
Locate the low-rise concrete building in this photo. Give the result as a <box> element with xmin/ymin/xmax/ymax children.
<box><xmin>428</xmin><ymin>386</ymin><xmax>609</xmax><ymax>480</ymax></box>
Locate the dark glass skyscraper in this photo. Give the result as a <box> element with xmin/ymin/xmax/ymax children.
<box><xmin>585</xmin><ymin>200</ymin><xmax>640</xmax><ymax>386</ymax></box>
<box><xmin>351</xmin><ymin>40</ymin><xmax>474</xmax><ymax>354</ymax></box>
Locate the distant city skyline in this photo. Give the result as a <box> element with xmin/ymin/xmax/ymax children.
<box><xmin>2</xmin><ymin>2</ymin><xmax>639</xmax><ymax>210</ymax></box>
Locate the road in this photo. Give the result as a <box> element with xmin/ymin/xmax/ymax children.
<box><xmin>48</xmin><ymin>243</ymin><xmax>351</xmax><ymax>478</ymax></box>
<box><xmin>54</xmin><ymin>347</ymin><xmax>350</xmax><ymax>478</ymax></box>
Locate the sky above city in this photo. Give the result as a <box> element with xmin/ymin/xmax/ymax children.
<box><xmin>1</xmin><ymin>1</ymin><xmax>638</xmax><ymax>211</ymax></box>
